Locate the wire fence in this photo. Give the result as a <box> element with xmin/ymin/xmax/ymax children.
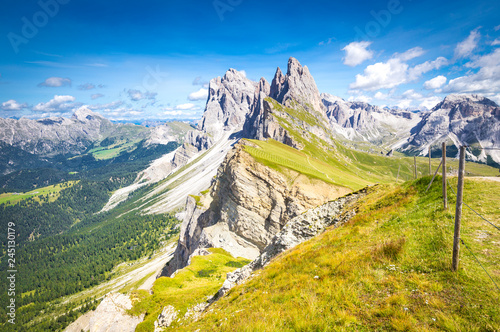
<box><xmin>443</xmin><ymin>177</ymin><xmax>500</xmax><ymax>293</ymax></box>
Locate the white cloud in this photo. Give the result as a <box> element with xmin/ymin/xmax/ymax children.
<box><xmin>424</xmin><ymin>75</ymin><xmax>447</xmax><ymax>89</ymax></box>
<box><xmin>495</xmin><ymin>25</ymin><xmax>500</xmax><ymax>32</ymax></box>
<box><xmin>395</xmin><ymin>47</ymin><xmax>425</xmax><ymax>61</ymax></box>
<box><xmin>419</xmin><ymin>96</ymin><xmax>441</xmax><ymax>109</ymax></box>
<box><xmin>350</xmin><ymin>47</ymin><xmax>446</xmax><ymax>91</ymax></box>
<box><xmin>188</xmin><ymin>88</ymin><xmax>209</xmax><ymax>101</ymax></box>
<box><xmin>350</xmin><ymin>58</ymin><xmax>409</xmax><ymax>91</ymax></box>
<box><xmin>1</xmin><ymin>99</ymin><xmax>28</xmax><ymax>111</ymax></box>
<box><xmin>127</xmin><ymin>89</ymin><xmax>157</xmax><ymax>101</ymax></box>
<box><xmin>444</xmin><ymin>48</ymin><xmax>500</xmax><ymax>95</ymax></box>
<box><xmin>37</xmin><ymin>77</ymin><xmax>72</xmax><ymax>87</ymax></box>
<box><xmin>347</xmin><ymin>95</ymin><xmax>372</xmax><ymax>103</ymax></box>
<box><xmin>402</xmin><ymin>89</ymin><xmax>423</xmax><ymax>100</ymax></box>
<box><xmin>374</xmin><ymin>91</ymin><xmax>388</xmax><ymax>100</ymax></box>
<box><xmin>175</xmin><ymin>103</ymin><xmax>196</xmax><ymax>110</ymax></box>
<box><xmin>342</xmin><ymin>41</ymin><xmax>374</xmax><ymax>67</ymax></box>
<box><xmin>491</xmin><ymin>38</ymin><xmax>500</xmax><ymax>46</ymax></box>
<box><xmin>454</xmin><ymin>28</ymin><xmax>480</xmax><ymax>58</ymax></box>
<box><xmin>408</xmin><ymin>57</ymin><xmax>448</xmax><ymax>80</ymax></box>
<box><xmin>33</xmin><ymin>95</ymin><xmax>76</xmax><ymax>112</ymax></box>
<box><xmin>164</xmin><ymin>110</ymin><xmax>184</xmax><ymax>116</ymax></box>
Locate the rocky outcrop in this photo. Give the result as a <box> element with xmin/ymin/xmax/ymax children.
<box><xmin>161</xmin><ymin>140</ymin><xmax>350</xmax><ymax>276</ymax></box>
<box><xmin>401</xmin><ymin>94</ymin><xmax>500</xmax><ymax>163</ymax></box>
<box><xmin>270</xmin><ymin>57</ymin><xmax>327</xmax><ymax>119</ymax></box>
<box><xmin>198</xmin><ymin>69</ymin><xmax>257</xmax><ymax>141</ymax></box>
<box><xmin>214</xmin><ymin>189</ymin><xmax>365</xmax><ymax>299</ymax></box>
<box><xmin>84</xmin><ymin>293</ymin><xmax>143</xmax><ymax>332</ymax></box>
<box><xmin>154</xmin><ymin>305</ymin><xmax>178</xmax><ymax>331</ymax></box>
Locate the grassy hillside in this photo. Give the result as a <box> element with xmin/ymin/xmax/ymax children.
<box><xmin>129</xmin><ymin>248</ymin><xmax>251</xmax><ymax>332</ymax></box>
<box><xmin>174</xmin><ymin>176</ymin><xmax>499</xmax><ymax>331</ymax></box>
<box><xmin>244</xmin><ymin>138</ymin><xmax>498</xmax><ymax>193</ymax></box>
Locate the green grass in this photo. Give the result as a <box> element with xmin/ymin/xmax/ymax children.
<box><xmin>128</xmin><ymin>248</ymin><xmax>250</xmax><ymax>332</ymax></box>
<box><xmin>0</xmin><ymin>181</ymin><xmax>78</xmax><ymax>206</ymax></box>
<box><xmin>177</xmin><ymin>177</ymin><xmax>500</xmax><ymax>331</ymax></box>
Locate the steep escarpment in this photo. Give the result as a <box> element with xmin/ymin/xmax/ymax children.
<box><xmin>162</xmin><ymin>140</ymin><xmax>350</xmax><ymax>276</ymax></box>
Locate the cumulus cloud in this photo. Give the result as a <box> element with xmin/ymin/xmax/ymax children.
<box><xmin>91</xmin><ymin>93</ymin><xmax>104</xmax><ymax>100</ymax></box>
<box><xmin>127</xmin><ymin>89</ymin><xmax>157</xmax><ymax>101</ymax></box>
<box><xmin>350</xmin><ymin>47</ymin><xmax>447</xmax><ymax>91</ymax></box>
<box><xmin>374</xmin><ymin>91</ymin><xmax>388</xmax><ymax>100</ymax></box>
<box><xmin>454</xmin><ymin>28</ymin><xmax>480</xmax><ymax>59</ymax></box>
<box><xmin>347</xmin><ymin>94</ymin><xmax>372</xmax><ymax>103</ymax></box>
<box><xmin>38</xmin><ymin>77</ymin><xmax>72</xmax><ymax>87</ymax></box>
<box><xmin>188</xmin><ymin>88</ymin><xmax>209</xmax><ymax>101</ymax></box>
<box><xmin>342</xmin><ymin>41</ymin><xmax>374</xmax><ymax>67</ymax></box>
<box><xmin>1</xmin><ymin>99</ymin><xmax>28</xmax><ymax>111</ymax></box>
<box><xmin>408</xmin><ymin>57</ymin><xmax>448</xmax><ymax>80</ymax></box>
<box><xmin>0</xmin><ymin>99</ymin><xmax>28</xmax><ymax>111</ymax></box>
<box><xmin>491</xmin><ymin>38</ymin><xmax>500</xmax><ymax>46</ymax></box>
<box><xmin>33</xmin><ymin>95</ymin><xmax>77</xmax><ymax>112</ymax></box>
<box><xmin>419</xmin><ymin>96</ymin><xmax>441</xmax><ymax>109</ymax></box>
<box><xmin>444</xmin><ymin>48</ymin><xmax>500</xmax><ymax>95</ymax></box>
<box><xmin>175</xmin><ymin>103</ymin><xmax>196</xmax><ymax>110</ymax></box>
<box><xmin>424</xmin><ymin>75</ymin><xmax>447</xmax><ymax>89</ymax></box>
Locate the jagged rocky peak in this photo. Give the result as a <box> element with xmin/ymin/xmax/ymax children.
<box><xmin>270</xmin><ymin>57</ymin><xmax>327</xmax><ymax>117</ymax></box>
<box><xmin>433</xmin><ymin>94</ymin><xmax>500</xmax><ymax>118</ymax></box>
<box><xmin>198</xmin><ymin>68</ymin><xmax>257</xmax><ymax>141</ymax></box>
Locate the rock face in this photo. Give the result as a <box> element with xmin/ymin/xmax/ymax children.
<box><xmin>270</xmin><ymin>57</ymin><xmax>327</xmax><ymax>118</ymax></box>
<box><xmin>321</xmin><ymin>93</ymin><xmax>421</xmax><ymax>143</ymax></box>
<box><xmin>162</xmin><ymin>140</ymin><xmax>350</xmax><ymax>276</ymax></box>
<box><xmin>84</xmin><ymin>293</ymin><xmax>143</xmax><ymax>332</ymax></box>
<box><xmin>154</xmin><ymin>305</ymin><xmax>178</xmax><ymax>331</ymax></box>
<box><xmin>401</xmin><ymin>94</ymin><xmax>500</xmax><ymax>163</ymax></box>
<box><xmin>198</xmin><ymin>69</ymin><xmax>257</xmax><ymax>141</ymax></box>
<box><xmin>214</xmin><ymin>190</ymin><xmax>365</xmax><ymax>299</ymax></box>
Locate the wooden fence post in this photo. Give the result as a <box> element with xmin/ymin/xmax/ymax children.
<box><xmin>442</xmin><ymin>142</ymin><xmax>447</xmax><ymax>210</ymax></box>
<box><xmin>452</xmin><ymin>146</ymin><xmax>466</xmax><ymax>271</ymax></box>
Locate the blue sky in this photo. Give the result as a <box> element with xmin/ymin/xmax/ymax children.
<box><xmin>0</xmin><ymin>0</ymin><xmax>499</xmax><ymax>121</ymax></box>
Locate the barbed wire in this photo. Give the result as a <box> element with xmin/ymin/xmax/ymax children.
<box><xmin>460</xmin><ymin>238</ymin><xmax>500</xmax><ymax>292</ymax></box>
<box><xmin>446</xmin><ymin>179</ymin><xmax>500</xmax><ymax>232</ymax></box>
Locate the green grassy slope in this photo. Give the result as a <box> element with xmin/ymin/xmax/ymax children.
<box><xmin>129</xmin><ymin>248</ymin><xmax>250</xmax><ymax>332</ymax></box>
<box><xmin>244</xmin><ymin>138</ymin><xmax>498</xmax><ymax>193</ymax></box>
<box><xmin>176</xmin><ymin>177</ymin><xmax>499</xmax><ymax>331</ymax></box>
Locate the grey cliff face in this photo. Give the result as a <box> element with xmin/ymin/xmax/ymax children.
<box><xmin>198</xmin><ymin>69</ymin><xmax>257</xmax><ymax>140</ymax></box>
<box><xmin>162</xmin><ymin>141</ymin><xmax>349</xmax><ymax>276</ymax></box>
<box><xmin>404</xmin><ymin>94</ymin><xmax>500</xmax><ymax>163</ymax></box>
<box><xmin>270</xmin><ymin>57</ymin><xmax>327</xmax><ymax>118</ymax></box>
